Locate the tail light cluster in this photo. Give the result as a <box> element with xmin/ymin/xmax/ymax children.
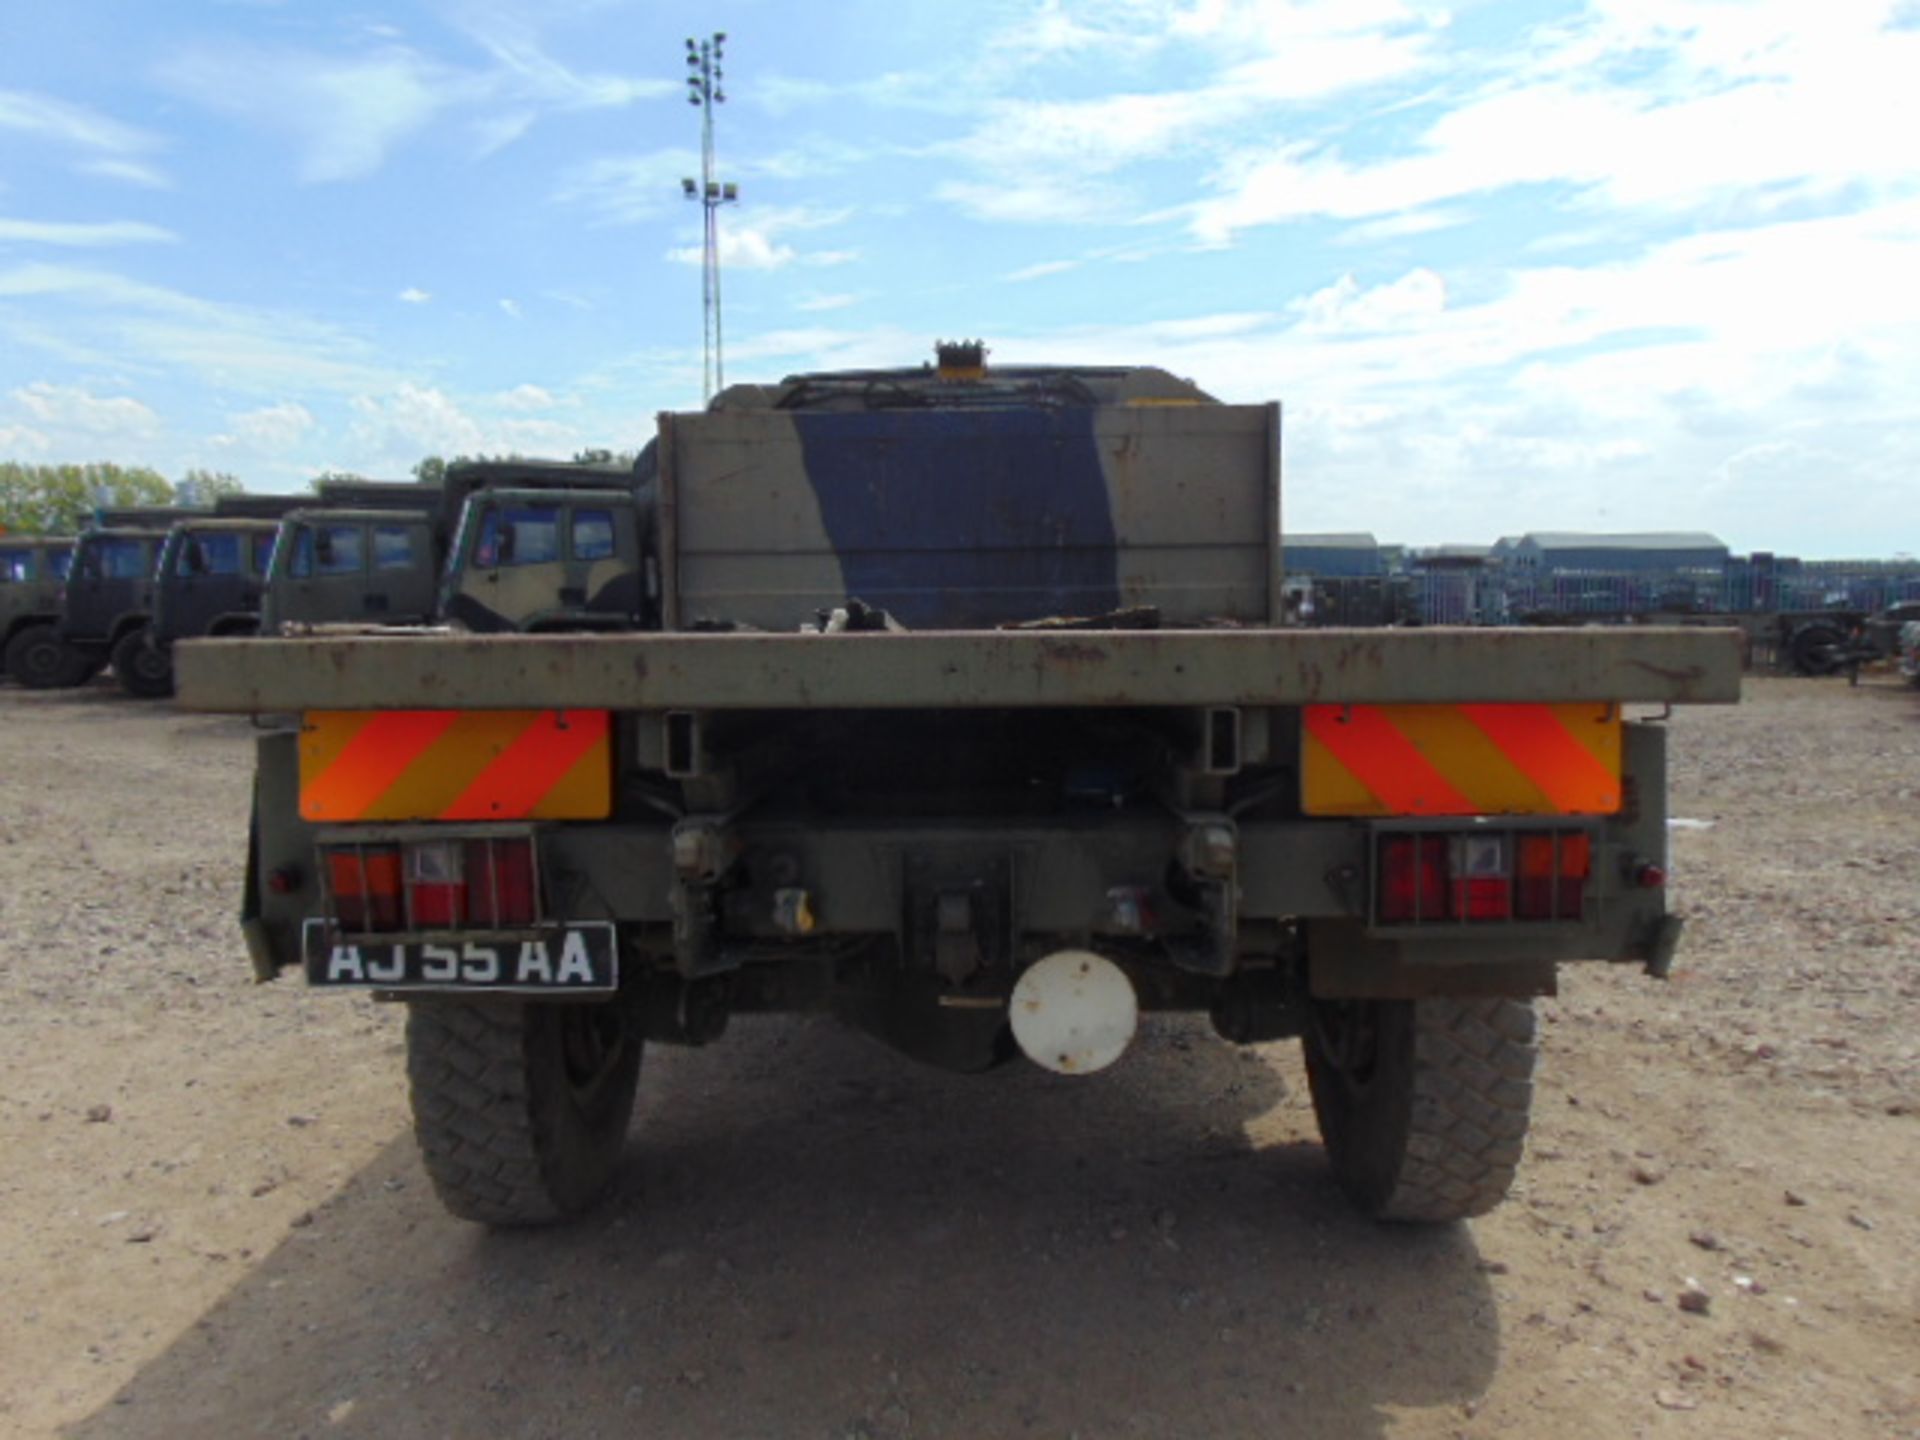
<box><xmin>1376</xmin><ymin>829</ymin><xmax>1591</xmax><ymax>925</ymax></box>
<box><xmin>324</xmin><ymin>836</ymin><xmax>539</xmax><ymax>932</ymax></box>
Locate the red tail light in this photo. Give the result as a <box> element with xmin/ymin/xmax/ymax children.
<box><xmin>1377</xmin><ymin>828</ymin><xmax>1590</xmax><ymax>925</ymax></box>
<box><xmin>1515</xmin><ymin>832</ymin><xmax>1589</xmax><ymax>920</ymax></box>
<box><xmin>324</xmin><ymin>836</ymin><xmax>539</xmax><ymax>932</ymax></box>
<box><xmin>327</xmin><ymin>846</ymin><xmax>402</xmax><ymax>931</ymax></box>
<box><xmin>1378</xmin><ymin>835</ymin><xmax>1448</xmax><ymax>922</ymax></box>
<box><xmin>462</xmin><ymin>838</ymin><xmax>537</xmax><ymax>926</ymax></box>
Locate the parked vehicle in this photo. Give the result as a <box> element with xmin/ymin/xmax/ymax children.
<box><xmin>132</xmin><ymin>498</ymin><xmax>310</xmax><ymax>697</ymax></box>
<box><xmin>0</xmin><ymin>534</ymin><xmax>82</xmax><ymax>686</ymax></box>
<box><xmin>44</xmin><ymin>507</ymin><xmax>207</xmax><ymax>691</ymax></box>
<box><xmin>177</xmin><ymin>346</ymin><xmax>1742</xmax><ymax>1229</ymax></box>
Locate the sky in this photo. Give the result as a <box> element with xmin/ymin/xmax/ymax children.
<box><xmin>1</xmin><ymin>0</ymin><xmax>1916</xmax><ymax>557</ymax></box>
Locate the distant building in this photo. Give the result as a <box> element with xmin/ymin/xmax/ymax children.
<box><xmin>1496</xmin><ymin>532</ymin><xmax>1728</xmax><ymax>574</ymax></box>
<box><xmin>1414</xmin><ymin>544</ymin><xmax>1493</xmax><ymax>570</ymax></box>
<box><xmin>1283</xmin><ymin>532</ymin><xmax>1384</xmax><ymax>578</ymax></box>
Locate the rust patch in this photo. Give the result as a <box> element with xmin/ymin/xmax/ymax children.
<box><xmin>1039</xmin><ymin>639</ymin><xmax>1108</xmax><ymax>664</ymax></box>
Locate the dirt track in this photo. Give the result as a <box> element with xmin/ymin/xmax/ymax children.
<box><xmin>0</xmin><ymin>676</ymin><xmax>1915</xmax><ymax>1439</ymax></box>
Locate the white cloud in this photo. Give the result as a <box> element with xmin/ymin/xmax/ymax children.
<box><xmin>0</xmin><ymin>89</ymin><xmax>160</xmax><ymax>156</ymax></box>
<box><xmin>0</xmin><ymin>262</ymin><xmax>393</xmax><ymax>395</ymax></box>
<box><xmin>397</xmin><ymin>286</ymin><xmax>431</xmax><ymax>304</ymax></box>
<box><xmin>499</xmin><ymin>298</ymin><xmax>522</xmax><ymax>319</ymax></box>
<box><xmin>1006</xmin><ymin>260</ymin><xmax>1082</xmax><ymax>282</ymax></box>
<box><xmin>664</xmin><ymin>207</ymin><xmax>856</xmax><ymax>272</ymax></box>
<box><xmin>1187</xmin><ymin>0</ymin><xmax>1920</xmax><ymax>244</ymax></box>
<box><xmin>933</xmin><ymin>1</ymin><xmax>1439</xmax><ymax>225</ymax></box>
<box><xmin>495</xmin><ymin>384</ymin><xmax>554</xmax><ymax>411</ymax></box>
<box><xmin>0</xmin><ymin>89</ymin><xmax>171</xmax><ymax>188</ymax></box>
<box><xmin>794</xmin><ymin>293</ymin><xmax>858</xmax><ymax>313</ymax></box>
<box><xmin>0</xmin><ymin>218</ymin><xmax>178</xmax><ymax>248</ymax></box>
<box><xmin>346</xmin><ymin>382</ymin><xmax>584</xmax><ymax>469</ymax></box>
<box><xmin>553</xmin><ymin>150</ymin><xmax>701</xmax><ymax>225</ymax></box>
<box><xmin>76</xmin><ymin>159</ymin><xmax>172</xmax><ymax>190</ymax></box>
<box><xmin>1290</xmin><ymin>269</ymin><xmax>1446</xmax><ymax>334</ymax></box>
<box><xmin>158</xmin><ymin>19</ymin><xmax>678</xmax><ymax>184</ymax></box>
<box><xmin>10</xmin><ymin>381</ymin><xmax>161</xmax><ymax>439</ymax></box>
<box><xmin>0</xmin><ymin>422</ymin><xmax>51</xmax><ymax>454</ymax></box>
<box><xmin>158</xmin><ymin>45</ymin><xmax>456</xmax><ymax>184</ymax></box>
<box><xmin>220</xmin><ymin>401</ymin><xmax>316</xmax><ymax>452</ymax></box>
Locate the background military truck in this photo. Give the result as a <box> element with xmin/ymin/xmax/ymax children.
<box><xmin>436</xmin><ymin>455</ymin><xmax>653</xmax><ymax>633</ymax></box>
<box><xmin>0</xmin><ymin>534</ymin><xmax>80</xmax><ymax>686</ymax></box>
<box><xmin>31</xmin><ymin>506</ymin><xmax>206</xmax><ymax>691</ymax></box>
<box><xmin>132</xmin><ymin>496</ymin><xmax>314</xmax><ymax>697</ymax></box>
<box><xmin>177</xmin><ymin>346</ymin><xmax>1741</xmax><ymax>1230</ymax></box>
<box><xmin>259</xmin><ymin>462</ymin><xmax>633</xmax><ymax>635</ymax></box>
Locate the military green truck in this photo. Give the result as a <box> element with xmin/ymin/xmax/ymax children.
<box><xmin>30</xmin><ymin>507</ymin><xmax>207</xmax><ymax>691</ymax></box>
<box><xmin>258</xmin><ymin>463</ymin><xmax>633</xmax><ymax>636</ymax></box>
<box><xmin>177</xmin><ymin>347</ymin><xmax>1741</xmax><ymax>1229</ymax></box>
<box><xmin>437</xmin><ymin>455</ymin><xmax>653</xmax><ymax>634</ymax></box>
<box><xmin>132</xmin><ymin>497</ymin><xmax>313</xmax><ymax>697</ymax></box>
<box><xmin>0</xmin><ymin>534</ymin><xmax>80</xmax><ymax>686</ymax></box>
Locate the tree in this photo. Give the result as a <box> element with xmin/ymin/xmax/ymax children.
<box><xmin>412</xmin><ymin>456</ymin><xmax>448</xmax><ymax>485</ymax></box>
<box><xmin>173</xmin><ymin>468</ymin><xmax>245</xmax><ymax>508</ymax></box>
<box><xmin>0</xmin><ymin>462</ymin><xmax>173</xmax><ymax>535</ymax></box>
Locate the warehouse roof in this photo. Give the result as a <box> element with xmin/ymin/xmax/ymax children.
<box><xmin>1518</xmin><ymin>531</ymin><xmax>1726</xmax><ymax>551</ymax></box>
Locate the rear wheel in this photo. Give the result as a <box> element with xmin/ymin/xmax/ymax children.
<box><xmin>405</xmin><ymin>997</ymin><xmax>642</xmax><ymax>1226</ymax></box>
<box><xmin>111</xmin><ymin>626</ymin><xmax>174</xmax><ymax>698</ymax></box>
<box><xmin>1787</xmin><ymin>621</ymin><xmax>1847</xmax><ymax>677</ymax></box>
<box><xmin>1303</xmin><ymin>994</ymin><xmax>1536</xmax><ymax>1222</ymax></box>
<box><xmin>5</xmin><ymin>623</ymin><xmax>95</xmax><ymax>689</ymax></box>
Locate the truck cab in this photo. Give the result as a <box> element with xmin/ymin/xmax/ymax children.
<box><xmin>0</xmin><ymin>536</ymin><xmax>80</xmax><ymax>686</ymax></box>
<box><xmin>132</xmin><ymin>518</ymin><xmax>289</xmax><ymax>697</ymax></box>
<box><xmin>438</xmin><ymin>485</ymin><xmax>654</xmax><ymax>633</ymax></box>
<box><xmin>55</xmin><ymin>509</ymin><xmax>201</xmax><ymax>690</ymax></box>
<box><xmin>260</xmin><ymin>508</ymin><xmax>441</xmax><ymax>632</ymax></box>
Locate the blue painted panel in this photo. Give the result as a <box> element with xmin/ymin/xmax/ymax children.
<box><xmin>795</xmin><ymin>409</ymin><xmax>1120</xmax><ymax>627</ymax></box>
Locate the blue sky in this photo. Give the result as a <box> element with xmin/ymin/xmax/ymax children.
<box><xmin>2</xmin><ymin>0</ymin><xmax>1915</xmax><ymax>555</ymax></box>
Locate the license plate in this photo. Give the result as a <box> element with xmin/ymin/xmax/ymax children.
<box><xmin>300</xmin><ymin>920</ymin><xmax>618</xmax><ymax>993</ymax></box>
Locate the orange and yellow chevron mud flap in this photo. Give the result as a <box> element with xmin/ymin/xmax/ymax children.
<box><xmin>298</xmin><ymin>710</ymin><xmax>612</xmax><ymax>822</ymax></box>
<box><xmin>1302</xmin><ymin>703</ymin><xmax>1621</xmax><ymax>817</ymax></box>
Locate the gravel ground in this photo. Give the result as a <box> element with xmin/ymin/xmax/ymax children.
<box><xmin>0</xmin><ymin>673</ymin><xmax>1914</xmax><ymax>1439</ymax></box>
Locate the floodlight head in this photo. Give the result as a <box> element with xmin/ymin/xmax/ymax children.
<box><xmin>682</xmin><ymin>177</ymin><xmax>697</xmax><ymax>196</ymax></box>
<box><xmin>721</xmin><ymin>182</ymin><xmax>738</xmax><ymax>201</ymax></box>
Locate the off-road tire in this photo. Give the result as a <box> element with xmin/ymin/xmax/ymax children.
<box><xmin>1303</xmin><ymin>995</ymin><xmax>1536</xmax><ymax>1223</ymax></box>
<box><xmin>405</xmin><ymin>997</ymin><xmax>642</xmax><ymax>1226</ymax></box>
<box><xmin>1787</xmin><ymin>621</ymin><xmax>1847</xmax><ymax>677</ymax></box>
<box><xmin>111</xmin><ymin>627</ymin><xmax>174</xmax><ymax>699</ymax></box>
<box><xmin>5</xmin><ymin>622</ymin><xmax>95</xmax><ymax>689</ymax></box>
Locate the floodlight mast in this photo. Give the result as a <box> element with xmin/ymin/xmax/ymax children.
<box><xmin>682</xmin><ymin>32</ymin><xmax>738</xmax><ymax>402</ymax></box>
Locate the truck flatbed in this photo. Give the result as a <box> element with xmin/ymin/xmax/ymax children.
<box><xmin>176</xmin><ymin>624</ymin><xmax>1742</xmax><ymax>713</ymax></box>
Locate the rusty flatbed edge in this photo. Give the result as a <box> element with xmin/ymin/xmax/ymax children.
<box><xmin>174</xmin><ymin>627</ymin><xmax>1743</xmax><ymax>713</ymax></box>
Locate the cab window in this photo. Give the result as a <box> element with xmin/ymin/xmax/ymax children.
<box><xmin>571</xmin><ymin>509</ymin><xmax>615</xmax><ymax>562</ymax></box>
<box><xmin>288</xmin><ymin>526</ymin><xmax>315</xmax><ymax>578</ymax></box>
<box><xmin>179</xmin><ymin>532</ymin><xmax>242</xmax><ymax>576</ymax></box>
<box><xmin>91</xmin><ymin>537</ymin><xmax>150</xmax><ymax>580</ymax></box>
<box><xmin>475</xmin><ymin>505</ymin><xmax>560</xmax><ymax>567</ymax></box>
<box><xmin>373</xmin><ymin>525</ymin><xmax>417</xmax><ymax>571</ymax></box>
<box><xmin>46</xmin><ymin>547</ymin><xmax>73</xmax><ymax>581</ymax></box>
<box><xmin>316</xmin><ymin>524</ymin><xmax>365</xmax><ymax>576</ymax></box>
<box><xmin>0</xmin><ymin>547</ymin><xmax>27</xmax><ymax>582</ymax></box>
